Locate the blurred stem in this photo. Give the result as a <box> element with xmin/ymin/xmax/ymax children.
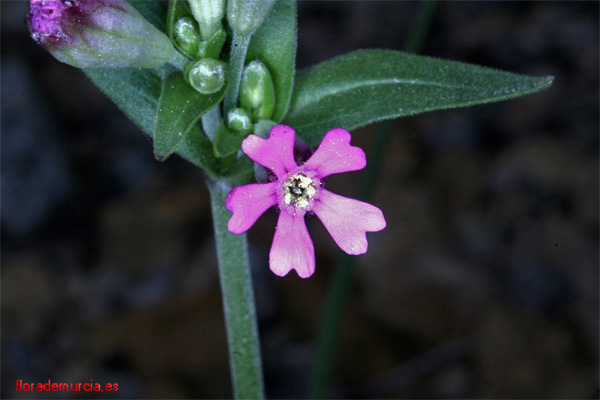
<box><xmin>307</xmin><ymin>2</ymin><xmax>438</xmax><ymax>398</ymax></box>
<box><xmin>358</xmin><ymin>120</ymin><xmax>394</xmax><ymax>201</ymax></box>
<box><xmin>307</xmin><ymin>121</ymin><xmax>393</xmax><ymax>399</ymax></box>
<box><xmin>208</xmin><ymin>180</ymin><xmax>265</xmax><ymax>399</ymax></box>
<box><xmin>202</xmin><ymin>106</ymin><xmax>221</xmax><ymax>141</ymax></box>
<box><xmin>403</xmin><ymin>0</ymin><xmax>438</xmax><ymax>53</ymax></box>
<box><xmin>224</xmin><ymin>32</ymin><xmax>251</xmax><ymax>114</ymax></box>
<box><xmin>168</xmin><ymin>50</ymin><xmax>188</xmax><ymax>71</ymax></box>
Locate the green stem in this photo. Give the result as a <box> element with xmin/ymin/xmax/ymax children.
<box><xmin>358</xmin><ymin>120</ymin><xmax>394</xmax><ymax>200</ymax></box>
<box><xmin>224</xmin><ymin>32</ymin><xmax>251</xmax><ymax>114</ymax></box>
<box><xmin>208</xmin><ymin>180</ymin><xmax>265</xmax><ymax>399</ymax></box>
<box><xmin>403</xmin><ymin>0</ymin><xmax>438</xmax><ymax>54</ymax></box>
<box><xmin>168</xmin><ymin>50</ymin><xmax>188</xmax><ymax>71</ymax></box>
<box><xmin>202</xmin><ymin>106</ymin><xmax>221</xmax><ymax>141</ymax></box>
<box><xmin>307</xmin><ymin>253</ymin><xmax>353</xmax><ymax>399</ymax></box>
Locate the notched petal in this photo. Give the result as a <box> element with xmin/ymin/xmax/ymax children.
<box><xmin>226</xmin><ymin>182</ymin><xmax>278</xmax><ymax>234</ymax></box>
<box><xmin>269</xmin><ymin>212</ymin><xmax>315</xmax><ymax>278</ymax></box>
<box><xmin>303</xmin><ymin>128</ymin><xmax>366</xmax><ymax>178</ymax></box>
<box><xmin>241</xmin><ymin>125</ymin><xmax>298</xmax><ymax>179</ymax></box>
<box><xmin>313</xmin><ymin>190</ymin><xmax>386</xmax><ymax>255</ymax></box>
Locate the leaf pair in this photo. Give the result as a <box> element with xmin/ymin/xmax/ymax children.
<box><xmin>85</xmin><ymin>0</ymin><xmax>297</xmax><ymax>179</ymax></box>
<box><xmin>84</xmin><ymin>0</ymin><xmax>553</xmax><ymax>182</ymax></box>
<box><xmin>154</xmin><ymin>0</ymin><xmax>297</xmax><ymax>171</ymax></box>
<box><xmin>84</xmin><ymin>67</ymin><xmax>221</xmax><ymax>174</ymax></box>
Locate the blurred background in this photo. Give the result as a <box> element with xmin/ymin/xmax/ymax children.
<box><xmin>2</xmin><ymin>1</ymin><xmax>598</xmax><ymax>398</ymax></box>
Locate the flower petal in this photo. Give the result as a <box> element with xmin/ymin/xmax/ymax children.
<box><xmin>303</xmin><ymin>128</ymin><xmax>366</xmax><ymax>178</ymax></box>
<box><xmin>269</xmin><ymin>212</ymin><xmax>315</xmax><ymax>278</ymax></box>
<box><xmin>241</xmin><ymin>125</ymin><xmax>298</xmax><ymax>179</ymax></box>
<box><xmin>226</xmin><ymin>182</ymin><xmax>278</xmax><ymax>234</ymax></box>
<box><xmin>313</xmin><ymin>190</ymin><xmax>386</xmax><ymax>255</ymax></box>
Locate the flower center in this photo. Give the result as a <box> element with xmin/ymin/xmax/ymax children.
<box><xmin>29</xmin><ymin>0</ymin><xmax>74</xmax><ymax>43</ymax></box>
<box><xmin>283</xmin><ymin>173</ymin><xmax>317</xmax><ymax>208</ymax></box>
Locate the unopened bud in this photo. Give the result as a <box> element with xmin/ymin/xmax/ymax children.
<box><xmin>27</xmin><ymin>0</ymin><xmax>174</xmax><ymax>68</ymax></box>
<box><xmin>227</xmin><ymin>0</ymin><xmax>277</xmax><ymax>36</ymax></box>
<box><xmin>239</xmin><ymin>60</ymin><xmax>275</xmax><ymax>121</ymax></box>
<box><xmin>173</xmin><ymin>16</ymin><xmax>201</xmax><ymax>58</ymax></box>
<box><xmin>184</xmin><ymin>58</ymin><xmax>227</xmax><ymax>94</ymax></box>
<box><xmin>227</xmin><ymin>108</ymin><xmax>253</xmax><ymax>134</ymax></box>
<box><xmin>188</xmin><ymin>0</ymin><xmax>225</xmax><ymax>40</ymax></box>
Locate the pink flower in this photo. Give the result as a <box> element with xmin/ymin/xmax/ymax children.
<box><xmin>226</xmin><ymin>125</ymin><xmax>386</xmax><ymax>278</ymax></box>
<box><xmin>29</xmin><ymin>0</ymin><xmax>68</xmax><ymax>43</ymax></box>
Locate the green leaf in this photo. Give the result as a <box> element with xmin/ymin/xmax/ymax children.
<box><xmin>85</xmin><ymin>67</ymin><xmax>164</xmax><ymax>136</ymax></box>
<box><xmin>200</xmin><ymin>28</ymin><xmax>227</xmax><ymax>60</ymax></box>
<box><xmin>166</xmin><ymin>0</ymin><xmax>191</xmax><ymax>39</ymax></box>
<box><xmin>284</xmin><ymin>49</ymin><xmax>554</xmax><ymax>145</ymax></box>
<box><xmin>246</xmin><ymin>0</ymin><xmax>296</xmax><ymax>123</ymax></box>
<box><xmin>177</xmin><ymin>123</ymin><xmax>220</xmax><ymax>174</ymax></box>
<box><xmin>83</xmin><ymin>67</ymin><xmax>219</xmax><ymax>174</ymax></box>
<box><xmin>221</xmin><ymin>155</ymin><xmax>254</xmax><ymax>185</ymax></box>
<box><xmin>83</xmin><ymin>3</ymin><xmax>221</xmax><ymax>173</ymax></box>
<box><xmin>154</xmin><ymin>72</ymin><xmax>227</xmax><ymax>161</ymax></box>
<box><xmin>214</xmin><ymin>121</ymin><xmax>245</xmax><ymax>158</ymax></box>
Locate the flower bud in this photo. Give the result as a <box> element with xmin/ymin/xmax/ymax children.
<box><xmin>227</xmin><ymin>108</ymin><xmax>253</xmax><ymax>134</ymax></box>
<box><xmin>239</xmin><ymin>60</ymin><xmax>276</xmax><ymax>122</ymax></box>
<box><xmin>188</xmin><ymin>0</ymin><xmax>225</xmax><ymax>40</ymax></box>
<box><xmin>27</xmin><ymin>0</ymin><xmax>174</xmax><ymax>69</ymax></box>
<box><xmin>184</xmin><ymin>58</ymin><xmax>227</xmax><ymax>94</ymax></box>
<box><xmin>227</xmin><ymin>0</ymin><xmax>277</xmax><ymax>36</ymax></box>
<box><xmin>173</xmin><ymin>16</ymin><xmax>201</xmax><ymax>59</ymax></box>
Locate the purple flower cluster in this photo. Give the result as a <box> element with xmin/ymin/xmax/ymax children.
<box><xmin>227</xmin><ymin>125</ymin><xmax>386</xmax><ymax>278</ymax></box>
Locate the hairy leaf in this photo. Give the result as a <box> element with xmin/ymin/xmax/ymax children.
<box><xmin>284</xmin><ymin>50</ymin><xmax>554</xmax><ymax>145</ymax></box>
<box><xmin>214</xmin><ymin>121</ymin><xmax>246</xmax><ymax>158</ymax></box>
<box><xmin>85</xmin><ymin>67</ymin><xmax>164</xmax><ymax>136</ymax></box>
<box><xmin>154</xmin><ymin>72</ymin><xmax>227</xmax><ymax>161</ymax></box>
<box><xmin>84</xmin><ymin>67</ymin><xmax>219</xmax><ymax>174</ymax></box>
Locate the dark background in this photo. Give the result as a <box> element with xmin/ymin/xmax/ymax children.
<box><xmin>2</xmin><ymin>1</ymin><xmax>598</xmax><ymax>398</ymax></box>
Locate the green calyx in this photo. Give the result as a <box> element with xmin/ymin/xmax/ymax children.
<box><xmin>166</xmin><ymin>1</ymin><xmax>227</xmax><ymax>61</ymax></box>
<box><xmin>185</xmin><ymin>58</ymin><xmax>227</xmax><ymax>94</ymax></box>
<box><xmin>227</xmin><ymin>0</ymin><xmax>277</xmax><ymax>36</ymax></box>
<box><xmin>173</xmin><ymin>16</ymin><xmax>201</xmax><ymax>58</ymax></box>
<box><xmin>188</xmin><ymin>0</ymin><xmax>225</xmax><ymax>40</ymax></box>
<box><xmin>227</xmin><ymin>108</ymin><xmax>254</xmax><ymax>134</ymax></box>
<box><xmin>239</xmin><ymin>60</ymin><xmax>276</xmax><ymax>122</ymax></box>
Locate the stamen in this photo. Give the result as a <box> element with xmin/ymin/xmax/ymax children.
<box><xmin>283</xmin><ymin>173</ymin><xmax>317</xmax><ymax>208</ymax></box>
<box><xmin>29</xmin><ymin>0</ymin><xmax>71</xmax><ymax>41</ymax></box>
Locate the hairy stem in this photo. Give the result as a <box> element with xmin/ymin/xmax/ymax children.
<box><xmin>202</xmin><ymin>105</ymin><xmax>221</xmax><ymax>141</ymax></box>
<box><xmin>168</xmin><ymin>50</ymin><xmax>188</xmax><ymax>71</ymax></box>
<box><xmin>208</xmin><ymin>180</ymin><xmax>265</xmax><ymax>399</ymax></box>
<box><xmin>224</xmin><ymin>32</ymin><xmax>251</xmax><ymax>114</ymax></box>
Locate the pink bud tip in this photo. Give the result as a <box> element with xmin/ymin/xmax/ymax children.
<box><xmin>28</xmin><ymin>0</ymin><xmax>73</xmax><ymax>46</ymax></box>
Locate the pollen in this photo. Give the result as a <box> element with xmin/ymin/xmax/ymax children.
<box><xmin>283</xmin><ymin>173</ymin><xmax>317</xmax><ymax>208</ymax></box>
